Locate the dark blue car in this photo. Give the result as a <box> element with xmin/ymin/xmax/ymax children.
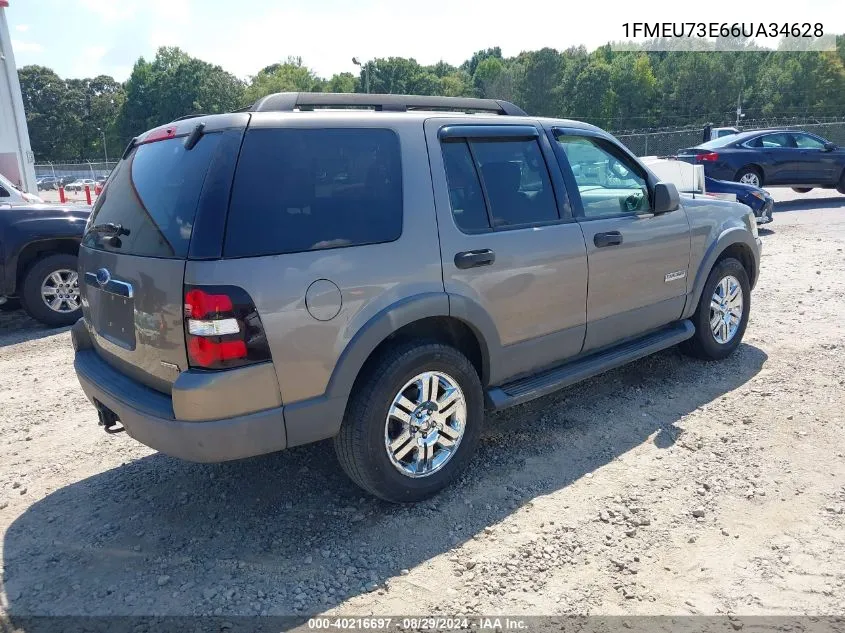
<box><xmin>704</xmin><ymin>177</ymin><xmax>773</xmax><ymax>224</ymax></box>
<box><xmin>677</xmin><ymin>130</ymin><xmax>845</xmax><ymax>194</ymax></box>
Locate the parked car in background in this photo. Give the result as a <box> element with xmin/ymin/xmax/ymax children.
<box><xmin>677</xmin><ymin>129</ymin><xmax>845</xmax><ymax>193</ymax></box>
<box><xmin>704</xmin><ymin>177</ymin><xmax>773</xmax><ymax>225</ymax></box>
<box><xmin>65</xmin><ymin>179</ymin><xmax>97</xmax><ymax>192</ymax></box>
<box><xmin>0</xmin><ymin>204</ymin><xmax>90</xmax><ymax>326</ymax></box>
<box><xmin>72</xmin><ymin>92</ymin><xmax>761</xmax><ymax>502</ymax></box>
<box><xmin>702</xmin><ymin>124</ymin><xmax>739</xmax><ymax>142</ymax></box>
<box><xmin>0</xmin><ymin>172</ymin><xmax>44</xmax><ymax>205</ymax></box>
<box><xmin>37</xmin><ymin>176</ymin><xmax>60</xmax><ymax>191</ymax></box>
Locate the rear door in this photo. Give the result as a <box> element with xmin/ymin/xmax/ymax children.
<box><xmin>746</xmin><ymin>133</ymin><xmax>802</xmax><ymax>184</ymax></box>
<box><xmin>79</xmin><ymin>121</ymin><xmax>243</xmax><ymax>393</ymax></box>
<box><xmin>425</xmin><ymin>119</ymin><xmax>588</xmax><ymax>383</ymax></box>
<box><xmin>550</xmin><ymin>128</ymin><xmax>691</xmax><ymax>352</ymax></box>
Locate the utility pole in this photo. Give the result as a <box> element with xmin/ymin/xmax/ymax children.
<box><xmin>735</xmin><ymin>90</ymin><xmax>743</xmax><ymax>128</ymax></box>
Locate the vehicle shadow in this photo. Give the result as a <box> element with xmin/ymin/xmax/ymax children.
<box><xmin>773</xmin><ymin>195</ymin><xmax>845</xmax><ymax>212</ymax></box>
<box><xmin>2</xmin><ymin>344</ymin><xmax>767</xmax><ymax>619</ymax></box>
<box><xmin>0</xmin><ymin>307</ymin><xmax>70</xmax><ymax>348</ymax></box>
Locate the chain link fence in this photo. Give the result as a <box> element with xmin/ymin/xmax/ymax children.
<box><xmin>31</xmin><ymin>117</ymin><xmax>845</xmax><ymax>180</ymax></box>
<box><xmin>33</xmin><ymin>161</ymin><xmax>118</xmax><ymax>183</ymax></box>
<box><xmin>613</xmin><ymin>118</ymin><xmax>845</xmax><ymax>157</ymax></box>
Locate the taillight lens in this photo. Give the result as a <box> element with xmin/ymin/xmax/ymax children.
<box><xmin>184</xmin><ymin>286</ymin><xmax>271</xmax><ymax>370</ymax></box>
<box><xmin>698</xmin><ymin>152</ymin><xmax>719</xmax><ymax>162</ymax></box>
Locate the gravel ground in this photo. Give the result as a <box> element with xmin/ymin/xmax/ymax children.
<box><xmin>1</xmin><ymin>190</ymin><xmax>844</xmax><ymax>618</ymax></box>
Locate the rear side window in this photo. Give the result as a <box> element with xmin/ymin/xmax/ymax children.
<box><xmin>441</xmin><ymin>138</ymin><xmax>558</xmax><ymax>232</ymax></box>
<box><xmin>224</xmin><ymin>128</ymin><xmax>402</xmax><ymax>258</ymax></box>
<box><xmin>83</xmin><ymin>133</ymin><xmax>223</xmax><ymax>258</ymax></box>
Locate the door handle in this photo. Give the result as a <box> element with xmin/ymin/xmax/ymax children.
<box><xmin>593</xmin><ymin>231</ymin><xmax>623</xmax><ymax>248</ymax></box>
<box><xmin>454</xmin><ymin>249</ymin><xmax>495</xmax><ymax>269</ymax></box>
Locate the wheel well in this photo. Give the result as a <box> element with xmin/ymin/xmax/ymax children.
<box><xmin>717</xmin><ymin>243</ymin><xmax>755</xmax><ymax>286</ymax></box>
<box><xmin>356</xmin><ymin>316</ymin><xmax>487</xmax><ymax>388</ymax></box>
<box><xmin>16</xmin><ymin>239</ymin><xmax>80</xmax><ymax>290</ymax></box>
<box><xmin>736</xmin><ymin>164</ymin><xmax>763</xmax><ymax>183</ymax></box>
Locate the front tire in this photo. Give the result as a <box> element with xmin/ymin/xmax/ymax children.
<box><xmin>334</xmin><ymin>341</ymin><xmax>484</xmax><ymax>503</ymax></box>
<box><xmin>736</xmin><ymin>166</ymin><xmax>762</xmax><ymax>188</ymax></box>
<box><xmin>681</xmin><ymin>257</ymin><xmax>750</xmax><ymax>360</ymax></box>
<box><xmin>20</xmin><ymin>253</ymin><xmax>81</xmax><ymax>327</ymax></box>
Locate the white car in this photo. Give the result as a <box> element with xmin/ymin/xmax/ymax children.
<box><xmin>0</xmin><ymin>172</ymin><xmax>44</xmax><ymax>205</ymax></box>
<box><xmin>64</xmin><ymin>179</ymin><xmax>97</xmax><ymax>192</ymax></box>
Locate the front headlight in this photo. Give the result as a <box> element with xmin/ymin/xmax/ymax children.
<box><xmin>749</xmin><ymin>214</ymin><xmax>759</xmax><ymax>238</ymax></box>
<box><xmin>749</xmin><ymin>190</ymin><xmax>766</xmax><ymax>201</ymax></box>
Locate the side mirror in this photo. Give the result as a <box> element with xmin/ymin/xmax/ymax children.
<box><xmin>653</xmin><ymin>182</ymin><xmax>680</xmax><ymax>214</ymax></box>
<box><xmin>823</xmin><ymin>142</ymin><xmax>836</xmax><ymax>152</ymax></box>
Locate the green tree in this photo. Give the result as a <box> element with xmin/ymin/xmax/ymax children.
<box><xmin>244</xmin><ymin>56</ymin><xmax>322</xmax><ymax>102</ymax></box>
<box><xmin>118</xmin><ymin>47</ymin><xmax>244</xmax><ymax>140</ymax></box>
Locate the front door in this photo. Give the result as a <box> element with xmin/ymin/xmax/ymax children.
<box><xmin>425</xmin><ymin>120</ymin><xmax>588</xmax><ymax>385</ymax></box>
<box><xmin>550</xmin><ymin>129</ymin><xmax>692</xmax><ymax>352</ymax></box>
<box><xmin>792</xmin><ymin>132</ymin><xmax>839</xmax><ymax>184</ymax></box>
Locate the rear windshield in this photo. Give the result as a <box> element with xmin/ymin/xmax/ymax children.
<box><xmin>82</xmin><ymin>133</ymin><xmax>222</xmax><ymax>258</ymax></box>
<box><xmin>224</xmin><ymin>128</ymin><xmax>402</xmax><ymax>258</ymax></box>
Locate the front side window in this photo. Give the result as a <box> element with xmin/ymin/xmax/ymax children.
<box><xmin>793</xmin><ymin>134</ymin><xmax>827</xmax><ymax>149</ymax></box>
<box><xmin>225</xmin><ymin>128</ymin><xmax>402</xmax><ymax>257</ymax></box>
<box><xmin>441</xmin><ymin>137</ymin><xmax>559</xmax><ymax>232</ymax></box>
<box><xmin>555</xmin><ymin>134</ymin><xmax>651</xmax><ymax>218</ymax></box>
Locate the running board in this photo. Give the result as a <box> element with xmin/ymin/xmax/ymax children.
<box><xmin>487</xmin><ymin>320</ymin><xmax>695</xmax><ymax>410</ymax></box>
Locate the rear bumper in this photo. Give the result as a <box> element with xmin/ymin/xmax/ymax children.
<box><xmin>72</xmin><ymin>320</ymin><xmax>287</xmax><ymax>462</ymax></box>
<box><xmin>72</xmin><ymin>319</ymin><xmax>347</xmax><ymax>461</ymax></box>
<box><xmin>74</xmin><ymin>348</ymin><xmax>287</xmax><ymax>462</ymax></box>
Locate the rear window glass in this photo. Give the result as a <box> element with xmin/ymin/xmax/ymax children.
<box><xmin>224</xmin><ymin>128</ymin><xmax>402</xmax><ymax>258</ymax></box>
<box><xmin>82</xmin><ymin>133</ymin><xmax>222</xmax><ymax>258</ymax></box>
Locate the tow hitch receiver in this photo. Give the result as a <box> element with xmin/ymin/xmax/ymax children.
<box><xmin>95</xmin><ymin>401</ymin><xmax>125</xmax><ymax>434</ymax></box>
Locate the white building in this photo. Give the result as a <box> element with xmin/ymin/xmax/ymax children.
<box><xmin>0</xmin><ymin>0</ymin><xmax>37</xmax><ymax>193</ymax></box>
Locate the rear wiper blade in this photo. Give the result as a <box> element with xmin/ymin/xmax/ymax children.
<box><xmin>87</xmin><ymin>222</ymin><xmax>130</xmax><ymax>237</ymax></box>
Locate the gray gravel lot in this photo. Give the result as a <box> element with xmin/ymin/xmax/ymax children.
<box><xmin>1</xmin><ymin>189</ymin><xmax>844</xmax><ymax>618</ymax></box>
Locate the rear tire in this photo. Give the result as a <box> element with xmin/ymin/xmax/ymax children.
<box><xmin>837</xmin><ymin>170</ymin><xmax>845</xmax><ymax>195</ymax></box>
<box><xmin>681</xmin><ymin>257</ymin><xmax>750</xmax><ymax>361</ymax></box>
<box><xmin>334</xmin><ymin>341</ymin><xmax>484</xmax><ymax>503</ymax></box>
<box><xmin>791</xmin><ymin>187</ymin><xmax>813</xmax><ymax>193</ymax></box>
<box><xmin>20</xmin><ymin>253</ymin><xmax>81</xmax><ymax>327</ymax></box>
<box><xmin>736</xmin><ymin>166</ymin><xmax>762</xmax><ymax>188</ymax></box>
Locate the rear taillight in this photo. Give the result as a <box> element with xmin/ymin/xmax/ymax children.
<box><xmin>697</xmin><ymin>152</ymin><xmax>719</xmax><ymax>162</ymax></box>
<box><xmin>184</xmin><ymin>286</ymin><xmax>271</xmax><ymax>370</ymax></box>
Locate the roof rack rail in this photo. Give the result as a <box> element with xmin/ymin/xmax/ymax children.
<box><xmin>248</xmin><ymin>92</ymin><xmax>528</xmax><ymax>116</ymax></box>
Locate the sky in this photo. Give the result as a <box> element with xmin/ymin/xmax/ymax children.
<box><xmin>5</xmin><ymin>0</ymin><xmax>845</xmax><ymax>82</ymax></box>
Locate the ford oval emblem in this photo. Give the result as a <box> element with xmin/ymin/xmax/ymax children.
<box><xmin>95</xmin><ymin>268</ymin><xmax>111</xmax><ymax>287</ymax></box>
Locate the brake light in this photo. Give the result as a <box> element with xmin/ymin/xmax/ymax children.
<box><xmin>188</xmin><ymin>337</ymin><xmax>247</xmax><ymax>367</ymax></box>
<box><xmin>139</xmin><ymin>126</ymin><xmax>178</xmax><ymax>145</ymax></box>
<box><xmin>185</xmin><ymin>289</ymin><xmax>233</xmax><ymax>319</ymax></box>
<box><xmin>183</xmin><ymin>286</ymin><xmax>271</xmax><ymax>370</ymax></box>
<box><xmin>698</xmin><ymin>152</ymin><xmax>720</xmax><ymax>162</ymax></box>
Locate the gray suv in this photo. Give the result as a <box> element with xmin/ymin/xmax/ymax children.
<box><xmin>72</xmin><ymin>93</ymin><xmax>761</xmax><ymax>502</ymax></box>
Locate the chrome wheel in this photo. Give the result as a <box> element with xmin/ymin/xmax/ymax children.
<box><xmin>710</xmin><ymin>275</ymin><xmax>743</xmax><ymax>344</ymax></box>
<box><xmin>384</xmin><ymin>371</ymin><xmax>467</xmax><ymax>478</ymax></box>
<box><xmin>739</xmin><ymin>172</ymin><xmax>760</xmax><ymax>187</ymax></box>
<box><xmin>40</xmin><ymin>269</ymin><xmax>80</xmax><ymax>313</ymax></box>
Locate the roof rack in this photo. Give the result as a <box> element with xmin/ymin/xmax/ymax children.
<box><xmin>248</xmin><ymin>92</ymin><xmax>528</xmax><ymax>116</ymax></box>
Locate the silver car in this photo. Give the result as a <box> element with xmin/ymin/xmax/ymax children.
<box><xmin>72</xmin><ymin>93</ymin><xmax>761</xmax><ymax>502</ymax></box>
